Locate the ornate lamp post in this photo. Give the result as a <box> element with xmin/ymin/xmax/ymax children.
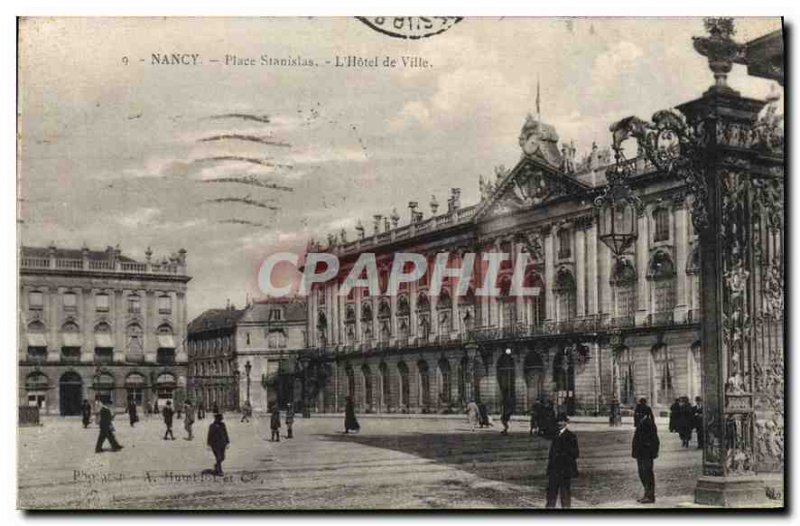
<box><xmin>594</xmin><ymin>138</ymin><xmax>643</xmax><ymax>426</ymax></box>
<box><xmin>244</xmin><ymin>360</ymin><xmax>252</xmax><ymax>404</ymax></box>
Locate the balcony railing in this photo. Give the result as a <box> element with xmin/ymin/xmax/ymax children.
<box><xmin>648</xmin><ymin>311</ymin><xmax>675</xmax><ymax>326</ymax></box>
<box><xmin>21</xmin><ymin>256</ymin><xmax>184</xmax><ymax>275</ymax></box>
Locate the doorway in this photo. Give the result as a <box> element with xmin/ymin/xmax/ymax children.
<box><xmin>59</xmin><ymin>372</ymin><xmax>83</xmax><ymax>416</ymax></box>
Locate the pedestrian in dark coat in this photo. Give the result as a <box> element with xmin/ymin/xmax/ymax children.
<box><xmin>693</xmin><ymin>397</ymin><xmax>704</xmax><ymax>449</ymax></box>
<box><xmin>530</xmin><ymin>398</ymin><xmax>543</xmax><ymax>436</ymax></box>
<box><xmin>153</xmin><ymin>399</ymin><xmax>160</xmax><ymax>415</ymax></box>
<box><xmin>545</xmin><ymin>413</ymin><xmax>579</xmax><ymax>508</ymax></box>
<box><xmin>285</xmin><ymin>404</ymin><xmax>295</xmax><ymax>439</ymax></box>
<box><xmin>198</xmin><ymin>401</ymin><xmax>206</xmax><ymax>420</ymax></box>
<box><xmin>540</xmin><ymin>400</ymin><xmax>556</xmax><ymax>438</ymax></box>
<box><xmin>81</xmin><ymin>399</ymin><xmax>92</xmax><ymax>428</ymax></box>
<box><xmin>477</xmin><ymin>402</ymin><xmax>491</xmax><ymax>428</ymax></box>
<box><xmin>676</xmin><ymin>397</ymin><xmax>693</xmax><ymax>447</ymax></box>
<box><xmin>212</xmin><ymin>402</ymin><xmax>220</xmax><ymax>415</ymax></box>
<box><xmin>184</xmin><ymin>401</ymin><xmax>195</xmax><ymax>441</ymax></box>
<box><xmin>668</xmin><ymin>398</ymin><xmax>679</xmax><ymax>433</ymax></box>
<box><xmin>94</xmin><ymin>402</ymin><xmax>123</xmax><ymax>453</ymax></box>
<box><xmin>500</xmin><ymin>399</ymin><xmax>513</xmax><ymax>435</ymax></box>
<box><xmin>632</xmin><ymin>398</ymin><xmax>659</xmax><ymax>503</ymax></box>
<box><xmin>127</xmin><ymin>398</ymin><xmax>138</xmax><ymax>427</ymax></box>
<box><xmin>162</xmin><ymin>400</ymin><xmax>175</xmax><ymax>440</ymax></box>
<box><xmin>207</xmin><ymin>413</ymin><xmax>230</xmax><ymax>475</ymax></box>
<box><xmin>270</xmin><ymin>404</ymin><xmax>282</xmax><ymax>441</ymax></box>
<box><xmin>344</xmin><ymin>396</ymin><xmax>360</xmax><ymax>433</ymax></box>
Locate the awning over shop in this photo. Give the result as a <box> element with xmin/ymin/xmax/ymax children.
<box><xmin>157</xmin><ymin>334</ymin><xmax>176</xmax><ymax>349</ymax></box>
<box><xmin>27</xmin><ymin>333</ymin><xmax>47</xmax><ymax>348</ymax></box>
<box><xmin>93</xmin><ymin>373</ymin><xmax>115</xmax><ymax>388</ymax></box>
<box><xmin>156</xmin><ymin>373</ymin><xmax>176</xmax><ymax>386</ymax></box>
<box><xmin>95</xmin><ymin>333</ymin><xmax>114</xmax><ymax>348</ymax></box>
<box><xmin>125</xmin><ymin>373</ymin><xmax>146</xmax><ymax>387</ymax></box>
<box><xmin>62</xmin><ymin>332</ymin><xmax>82</xmax><ymax>347</ymax></box>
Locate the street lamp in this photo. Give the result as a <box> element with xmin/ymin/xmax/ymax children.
<box><xmin>594</xmin><ymin>144</ymin><xmax>644</xmax><ymax>258</ymax></box>
<box><xmin>244</xmin><ymin>360</ymin><xmax>252</xmax><ymax>403</ymax></box>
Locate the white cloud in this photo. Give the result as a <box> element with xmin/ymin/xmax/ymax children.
<box><xmin>590</xmin><ymin>41</ymin><xmax>644</xmax><ymax>94</ymax></box>
<box><xmin>115</xmin><ymin>207</ymin><xmax>161</xmax><ymax>228</ymax></box>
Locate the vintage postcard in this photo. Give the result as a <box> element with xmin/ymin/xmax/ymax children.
<box><xmin>17</xmin><ymin>16</ymin><xmax>784</xmax><ymax>510</ymax></box>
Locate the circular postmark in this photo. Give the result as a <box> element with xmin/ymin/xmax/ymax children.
<box><xmin>357</xmin><ymin>17</ymin><xmax>462</xmax><ymax>40</ymax></box>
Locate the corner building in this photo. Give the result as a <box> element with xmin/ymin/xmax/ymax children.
<box><xmin>18</xmin><ymin>244</ymin><xmax>190</xmax><ymax>415</ymax></box>
<box><xmin>308</xmin><ymin>116</ymin><xmax>703</xmax><ymax>416</ymax></box>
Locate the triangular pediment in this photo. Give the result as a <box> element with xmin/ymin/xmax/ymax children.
<box><xmin>474</xmin><ymin>156</ymin><xmax>592</xmax><ymax>221</ymax></box>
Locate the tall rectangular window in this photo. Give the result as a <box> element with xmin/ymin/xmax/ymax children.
<box><xmin>29</xmin><ymin>291</ymin><xmax>43</xmax><ymax>310</ymax></box>
<box><xmin>557</xmin><ymin>229</ymin><xmax>572</xmax><ymax>259</ymax></box>
<box><xmin>63</xmin><ymin>292</ymin><xmax>77</xmax><ymax>311</ymax></box>
<box><xmin>95</xmin><ymin>293</ymin><xmax>109</xmax><ymax>312</ymax></box>
<box><xmin>158</xmin><ymin>295</ymin><xmax>171</xmax><ymax>314</ymax></box>
<box><xmin>653</xmin><ymin>208</ymin><xmax>670</xmax><ymax>242</ymax></box>
<box><xmin>268</xmin><ymin>308</ymin><xmax>282</xmax><ymax>321</ymax></box>
<box><xmin>128</xmin><ymin>295</ymin><xmax>141</xmax><ymax>314</ymax></box>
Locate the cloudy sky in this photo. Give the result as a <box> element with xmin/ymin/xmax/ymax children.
<box><xmin>18</xmin><ymin>17</ymin><xmax>782</xmax><ymax>319</ymax></box>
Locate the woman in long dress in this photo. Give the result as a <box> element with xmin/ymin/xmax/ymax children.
<box><xmin>466</xmin><ymin>401</ymin><xmax>480</xmax><ymax>431</ymax></box>
<box><xmin>344</xmin><ymin>396</ymin><xmax>360</xmax><ymax>433</ymax></box>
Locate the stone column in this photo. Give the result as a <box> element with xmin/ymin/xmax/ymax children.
<box><xmin>587</xmin><ymin>220</ymin><xmax>599</xmax><ymax>315</ymax></box>
<box><xmin>144</xmin><ymin>290</ymin><xmax>156</xmax><ymax>363</ymax></box>
<box><xmin>514</xmin><ymin>353</ymin><xmax>527</xmax><ymax>413</ymax></box>
<box><xmin>81</xmin><ymin>287</ymin><xmax>93</xmax><ymax>363</ymax></box>
<box><xmin>598</xmin><ymin>240</ymin><xmax>612</xmax><ymax>317</ymax></box>
<box><xmin>114</xmin><ymin>289</ymin><xmax>125</xmax><ymax>362</ymax></box>
<box><xmin>674</xmin><ymin>197</ymin><xmax>689</xmax><ymax>323</ymax></box>
<box><xmin>544</xmin><ymin>228</ymin><xmax>555</xmax><ymax>321</ymax></box>
<box><xmin>634</xmin><ymin>209</ymin><xmax>651</xmax><ymax>325</ymax></box>
<box><xmin>47</xmin><ymin>286</ymin><xmax>59</xmax><ymax>362</ymax></box>
<box><xmin>176</xmin><ymin>292</ymin><xmax>187</xmax><ymax>362</ymax></box>
<box><xmin>575</xmin><ymin>227</ymin><xmax>586</xmax><ymax>318</ymax></box>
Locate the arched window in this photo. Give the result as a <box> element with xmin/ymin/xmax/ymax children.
<box><xmin>360</xmin><ymin>303</ymin><xmax>373</xmax><ymax>340</ymax></box>
<box><xmin>437</xmin><ymin>289</ymin><xmax>452</xmax><ymax>333</ymax></box>
<box><xmin>648</xmin><ymin>251</ymin><xmax>676</xmax><ymax>318</ymax></box>
<box><xmin>554</xmin><ymin>268</ymin><xmax>577</xmax><ymax>322</ymax></box>
<box><xmin>418</xmin><ymin>360</ymin><xmax>431</xmax><ymax>409</ymax></box>
<box><xmin>437</xmin><ymin>358</ymin><xmax>451</xmax><ymax>406</ymax></box>
<box><xmin>317</xmin><ymin>311</ymin><xmax>328</xmax><ymax>346</ymax></box>
<box><xmin>611</xmin><ymin>258</ymin><xmax>637</xmax><ymax>322</ymax></box>
<box><xmin>61</xmin><ymin>322</ymin><xmax>81</xmax><ymax>362</ymax></box>
<box><xmin>125</xmin><ymin>323</ymin><xmax>142</xmax><ymax>361</ymax></box>
<box><xmin>652</xmin><ymin>344</ymin><xmax>674</xmax><ymax>405</ymax></box>
<box><xmin>523</xmin><ymin>271</ymin><xmax>546</xmax><ymax>327</ymax></box>
<box><xmin>653</xmin><ymin>206</ymin><xmax>670</xmax><ymax>242</ymax></box>
<box><xmin>614</xmin><ymin>346</ymin><xmax>636</xmax><ymax>406</ymax></box>
<box><xmin>361</xmin><ymin>364</ymin><xmax>373</xmax><ymax>409</ymax></box>
<box><xmin>417</xmin><ymin>293</ymin><xmax>431</xmax><ymax>339</ymax></box>
<box><xmin>156</xmin><ymin>324</ymin><xmax>176</xmax><ymax>364</ymax></box>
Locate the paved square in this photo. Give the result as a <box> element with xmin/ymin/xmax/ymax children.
<box><xmin>19</xmin><ymin>414</ymin><xmax>703</xmax><ymax>509</ymax></box>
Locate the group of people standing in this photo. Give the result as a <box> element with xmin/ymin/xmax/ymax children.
<box><xmin>269</xmin><ymin>403</ymin><xmax>296</xmax><ymax>441</ymax></box>
<box><xmin>669</xmin><ymin>396</ymin><xmax>703</xmax><ymax>448</ymax></box>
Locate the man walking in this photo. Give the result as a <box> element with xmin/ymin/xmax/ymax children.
<box><xmin>270</xmin><ymin>404</ymin><xmax>282</xmax><ymax>442</ymax></box>
<box><xmin>693</xmin><ymin>397</ymin><xmax>704</xmax><ymax>449</ymax></box>
<box><xmin>184</xmin><ymin>400</ymin><xmax>195</xmax><ymax>440</ymax></box>
<box><xmin>632</xmin><ymin>398</ymin><xmax>659</xmax><ymax>504</ymax></box>
<box><xmin>530</xmin><ymin>398</ymin><xmax>543</xmax><ymax>436</ymax></box>
<box><xmin>285</xmin><ymin>403</ymin><xmax>295</xmax><ymax>439</ymax></box>
<box><xmin>500</xmin><ymin>398</ymin><xmax>513</xmax><ymax>435</ymax></box>
<box><xmin>240</xmin><ymin>400</ymin><xmax>252</xmax><ymax>423</ymax></box>
<box><xmin>126</xmin><ymin>397</ymin><xmax>138</xmax><ymax>427</ymax></box>
<box><xmin>94</xmin><ymin>401</ymin><xmax>123</xmax><ymax>453</ymax></box>
<box><xmin>207</xmin><ymin>413</ymin><xmax>230</xmax><ymax>476</ymax></box>
<box><xmin>81</xmin><ymin>399</ymin><xmax>92</xmax><ymax>429</ymax></box>
<box><xmin>162</xmin><ymin>400</ymin><xmax>175</xmax><ymax>440</ymax></box>
<box><xmin>545</xmin><ymin>413</ymin><xmax>579</xmax><ymax>508</ymax></box>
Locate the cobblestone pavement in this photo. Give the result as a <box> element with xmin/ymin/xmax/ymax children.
<box><xmin>18</xmin><ymin>414</ymin><xmax>703</xmax><ymax>510</ymax></box>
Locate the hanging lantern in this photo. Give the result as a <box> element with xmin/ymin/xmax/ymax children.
<box><xmin>594</xmin><ymin>151</ymin><xmax>643</xmax><ymax>258</ymax></box>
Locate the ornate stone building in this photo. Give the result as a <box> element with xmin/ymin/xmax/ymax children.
<box><xmin>306</xmin><ymin>115</ymin><xmax>715</xmax><ymax>416</ymax></box>
<box><xmin>186</xmin><ymin>304</ymin><xmax>245</xmax><ymax>412</ymax></box>
<box><xmin>187</xmin><ymin>298</ymin><xmax>307</xmax><ymax>413</ymax></box>
<box><xmin>18</xmin><ymin>244</ymin><xmax>190</xmax><ymax>415</ymax></box>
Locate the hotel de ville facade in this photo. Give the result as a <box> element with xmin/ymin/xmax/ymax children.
<box><xmin>305</xmin><ymin>110</ymin><xmax>724</xmax><ymax>417</ymax></box>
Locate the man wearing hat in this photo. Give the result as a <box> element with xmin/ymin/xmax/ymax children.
<box><xmin>545</xmin><ymin>413</ymin><xmax>579</xmax><ymax>508</ymax></box>
<box><xmin>207</xmin><ymin>413</ymin><xmax>230</xmax><ymax>476</ymax></box>
<box><xmin>632</xmin><ymin>398</ymin><xmax>659</xmax><ymax>503</ymax></box>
